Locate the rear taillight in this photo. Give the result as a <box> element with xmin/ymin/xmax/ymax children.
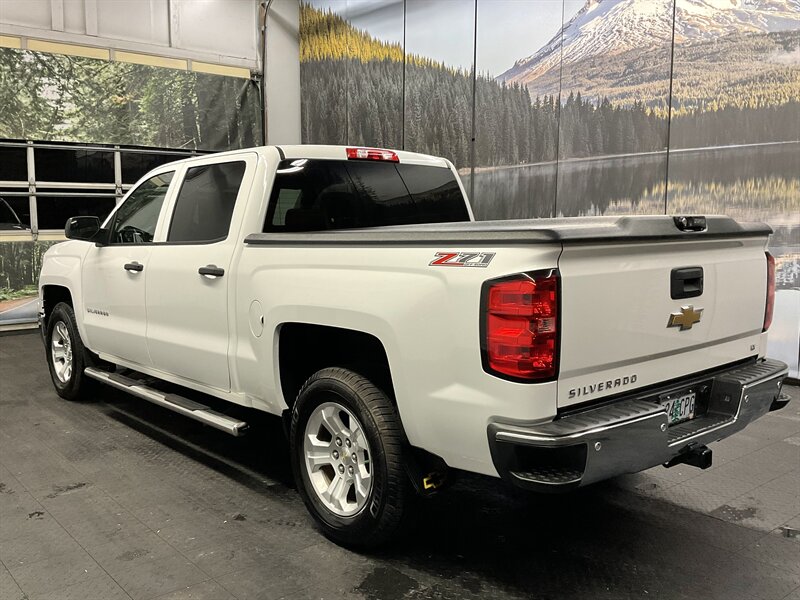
<box><xmin>481</xmin><ymin>270</ymin><xmax>559</xmax><ymax>382</ymax></box>
<box><xmin>346</xmin><ymin>147</ymin><xmax>399</xmax><ymax>162</ymax></box>
<box><xmin>764</xmin><ymin>252</ymin><xmax>775</xmax><ymax>332</ymax></box>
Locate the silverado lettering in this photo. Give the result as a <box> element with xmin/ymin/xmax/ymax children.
<box><xmin>568</xmin><ymin>375</ymin><xmax>639</xmax><ymax>399</ymax></box>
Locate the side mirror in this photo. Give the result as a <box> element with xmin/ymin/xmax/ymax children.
<box><xmin>65</xmin><ymin>216</ymin><xmax>101</xmax><ymax>242</ymax></box>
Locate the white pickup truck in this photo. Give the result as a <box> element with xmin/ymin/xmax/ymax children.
<box><xmin>39</xmin><ymin>145</ymin><xmax>789</xmax><ymax>547</ymax></box>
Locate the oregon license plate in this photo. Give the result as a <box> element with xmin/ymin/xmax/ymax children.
<box><xmin>661</xmin><ymin>389</ymin><xmax>696</xmax><ymax>426</ymax></box>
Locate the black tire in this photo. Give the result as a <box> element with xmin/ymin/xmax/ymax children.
<box><xmin>290</xmin><ymin>368</ymin><xmax>410</xmax><ymax>548</ymax></box>
<box><xmin>45</xmin><ymin>302</ymin><xmax>96</xmax><ymax>401</ymax></box>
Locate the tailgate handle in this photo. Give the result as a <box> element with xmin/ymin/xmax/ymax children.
<box><xmin>671</xmin><ymin>267</ymin><xmax>703</xmax><ymax>299</ymax></box>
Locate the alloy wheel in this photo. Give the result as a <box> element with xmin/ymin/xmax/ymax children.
<box><xmin>50</xmin><ymin>321</ymin><xmax>73</xmax><ymax>384</ymax></box>
<box><xmin>303</xmin><ymin>401</ymin><xmax>373</xmax><ymax>517</ymax></box>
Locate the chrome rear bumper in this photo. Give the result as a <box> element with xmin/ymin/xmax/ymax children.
<box><xmin>488</xmin><ymin>359</ymin><xmax>789</xmax><ymax>492</ymax></box>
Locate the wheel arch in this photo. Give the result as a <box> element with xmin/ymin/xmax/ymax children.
<box><xmin>41</xmin><ymin>284</ymin><xmax>74</xmax><ymax>327</ymax></box>
<box><xmin>277</xmin><ymin>322</ymin><xmax>396</xmax><ymax>413</ymax></box>
<box><xmin>39</xmin><ymin>243</ymin><xmax>89</xmax><ymax>344</ymax></box>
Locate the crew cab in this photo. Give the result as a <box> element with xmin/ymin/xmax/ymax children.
<box><xmin>38</xmin><ymin>145</ymin><xmax>789</xmax><ymax>547</ymax></box>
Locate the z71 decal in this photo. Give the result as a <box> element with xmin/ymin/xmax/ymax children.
<box><xmin>429</xmin><ymin>252</ymin><xmax>495</xmax><ymax>268</ymax></box>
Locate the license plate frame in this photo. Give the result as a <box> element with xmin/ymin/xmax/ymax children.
<box><xmin>661</xmin><ymin>388</ymin><xmax>697</xmax><ymax>426</ymax></box>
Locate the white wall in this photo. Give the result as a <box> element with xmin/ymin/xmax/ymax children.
<box><xmin>0</xmin><ymin>0</ymin><xmax>260</xmax><ymax>69</ymax></box>
<box><xmin>265</xmin><ymin>0</ymin><xmax>301</xmax><ymax>144</ymax></box>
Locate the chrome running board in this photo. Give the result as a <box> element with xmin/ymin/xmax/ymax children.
<box><xmin>84</xmin><ymin>367</ymin><xmax>249</xmax><ymax>437</ymax></box>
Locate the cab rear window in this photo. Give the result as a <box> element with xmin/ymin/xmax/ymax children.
<box><xmin>264</xmin><ymin>159</ymin><xmax>469</xmax><ymax>232</ymax></box>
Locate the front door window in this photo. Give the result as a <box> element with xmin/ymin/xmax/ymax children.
<box><xmin>109</xmin><ymin>172</ymin><xmax>174</xmax><ymax>244</ymax></box>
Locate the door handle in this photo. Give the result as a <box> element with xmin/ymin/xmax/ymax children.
<box><xmin>198</xmin><ymin>265</ymin><xmax>225</xmax><ymax>278</ymax></box>
<box><xmin>124</xmin><ymin>262</ymin><xmax>144</xmax><ymax>273</ymax></box>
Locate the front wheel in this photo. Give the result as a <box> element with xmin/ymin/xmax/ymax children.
<box><xmin>290</xmin><ymin>368</ymin><xmax>410</xmax><ymax>548</ymax></box>
<box><xmin>45</xmin><ymin>302</ymin><xmax>95</xmax><ymax>400</ymax></box>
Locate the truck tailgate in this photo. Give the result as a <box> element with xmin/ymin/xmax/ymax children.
<box><xmin>557</xmin><ymin>236</ymin><xmax>769</xmax><ymax>408</ymax></box>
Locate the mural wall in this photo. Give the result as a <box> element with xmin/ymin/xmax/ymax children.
<box><xmin>473</xmin><ymin>0</ymin><xmax>563</xmax><ymax>219</ymax></box>
<box><xmin>0</xmin><ymin>45</ymin><xmax>263</xmax><ymax>325</ymax></box>
<box><xmin>0</xmin><ymin>241</ymin><xmax>57</xmax><ymax>325</ymax></box>
<box><xmin>0</xmin><ymin>47</ymin><xmax>262</xmax><ymax>151</ymax></box>
<box><xmin>300</xmin><ymin>0</ymin><xmax>800</xmax><ymax>376</ymax></box>
<box><xmin>666</xmin><ymin>0</ymin><xmax>800</xmax><ymax>378</ymax></box>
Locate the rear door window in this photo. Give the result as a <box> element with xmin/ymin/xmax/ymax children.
<box><xmin>168</xmin><ymin>161</ymin><xmax>246</xmax><ymax>243</ymax></box>
<box><xmin>264</xmin><ymin>159</ymin><xmax>469</xmax><ymax>231</ymax></box>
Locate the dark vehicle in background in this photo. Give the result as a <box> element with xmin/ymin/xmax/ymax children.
<box><xmin>0</xmin><ymin>197</ymin><xmax>27</xmax><ymax>231</ymax></box>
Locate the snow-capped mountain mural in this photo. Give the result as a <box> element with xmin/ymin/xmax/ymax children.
<box><xmin>499</xmin><ymin>0</ymin><xmax>800</xmax><ymax>107</ymax></box>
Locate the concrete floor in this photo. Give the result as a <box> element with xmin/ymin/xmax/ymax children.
<box><xmin>1</xmin><ymin>331</ymin><xmax>798</xmax><ymax>600</ymax></box>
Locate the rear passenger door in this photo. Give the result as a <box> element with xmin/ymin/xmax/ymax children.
<box><xmin>145</xmin><ymin>155</ymin><xmax>254</xmax><ymax>391</ymax></box>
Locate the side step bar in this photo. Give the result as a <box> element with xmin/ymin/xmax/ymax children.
<box><xmin>84</xmin><ymin>367</ymin><xmax>249</xmax><ymax>437</ymax></box>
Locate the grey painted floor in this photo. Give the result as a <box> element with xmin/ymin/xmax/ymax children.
<box><xmin>1</xmin><ymin>331</ymin><xmax>798</xmax><ymax>600</ymax></box>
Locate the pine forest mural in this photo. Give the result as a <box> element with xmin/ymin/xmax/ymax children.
<box><xmin>0</xmin><ymin>48</ymin><xmax>262</xmax><ymax>151</ymax></box>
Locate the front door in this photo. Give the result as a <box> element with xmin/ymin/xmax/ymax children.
<box><xmin>81</xmin><ymin>170</ymin><xmax>176</xmax><ymax>366</ymax></box>
<box><xmin>145</xmin><ymin>157</ymin><xmax>252</xmax><ymax>391</ymax></box>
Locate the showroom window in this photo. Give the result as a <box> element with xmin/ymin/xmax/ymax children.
<box><xmin>0</xmin><ymin>146</ymin><xmax>30</xmax><ymax>229</ymax></box>
<box><xmin>0</xmin><ymin>197</ymin><xmax>26</xmax><ymax>231</ymax></box>
<box><xmin>0</xmin><ymin>147</ymin><xmax>27</xmax><ymax>180</ymax></box>
<box><xmin>167</xmin><ymin>161</ymin><xmax>247</xmax><ymax>243</ymax></box>
<box><xmin>121</xmin><ymin>153</ymin><xmax>186</xmax><ymax>185</ymax></box>
<box><xmin>108</xmin><ymin>172</ymin><xmax>174</xmax><ymax>244</ymax></box>
<box><xmin>263</xmin><ymin>159</ymin><xmax>470</xmax><ymax>231</ymax></box>
<box><xmin>37</xmin><ymin>195</ymin><xmax>118</xmax><ymax>231</ymax></box>
<box><xmin>0</xmin><ymin>195</ymin><xmax>29</xmax><ymax>230</ymax></box>
<box><xmin>0</xmin><ymin>140</ymin><xmax>204</xmax><ymax>234</ymax></box>
<box><xmin>35</xmin><ymin>148</ymin><xmax>115</xmax><ymax>183</ymax></box>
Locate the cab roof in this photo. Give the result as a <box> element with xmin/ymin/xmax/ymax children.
<box><xmin>162</xmin><ymin>145</ymin><xmax>451</xmax><ymax>169</ymax></box>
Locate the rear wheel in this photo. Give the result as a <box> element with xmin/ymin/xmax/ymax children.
<box><xmin>290</xmin><ymin>368</ymin><xmax>409</xmax><ymax>548</ymax></box>
<box><xmin>45</xmin><ymin>302</ymin><xmax>95</xmax><ymax>400</ymax></box>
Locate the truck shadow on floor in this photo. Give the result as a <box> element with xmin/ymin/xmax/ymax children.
<box><xmin>366</xmin><ymin>479</ymin><xmax>778</xmax><ymax>600</ymax></box>
<box><xmin>99</xmin><ymin>386</ymin><xmax>295</xmax><ymax>490</ymax></box>
<box><xmin>97</xmin><ymin>388</ymin><xmax>782</xmax><ymax>600</ymax></box>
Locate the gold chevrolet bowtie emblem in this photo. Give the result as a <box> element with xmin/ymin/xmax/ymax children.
<box><xmin>667</xmin><ymin>305</ymin><xmax>703</xmax><ymax>331</ymax></box>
